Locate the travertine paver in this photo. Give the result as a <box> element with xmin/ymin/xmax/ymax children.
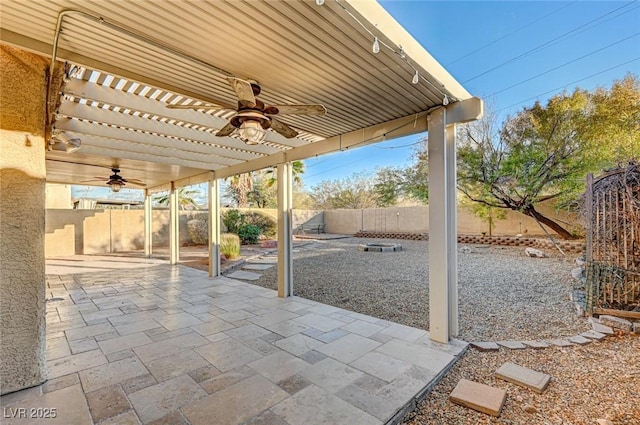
<box><xmin>522</xmin><ymin>340</ymin><xmax>549</xmax><ymax>349</ymax></box>
<box><xmin>271</xmin><ymin>385</ymin><xmax>381</xmax><ymax>425</ymax></box>
<box><xmin>495</xmin><ymin>362</ymin><xmax>551</xmax><ymax>393</ymax></box>
<box><xmin>182</xmin><ymin>375</ymin><xmax>288</xmax><ymax>425</ymax></box>
<box><xmin>226</xmin><ymin>270</ymin><xmax>263</xmax><ymax>281</ymax></box>
<box><xmin>581</xmin><ymin>330</ymin><xmax>607</xmax><ymax>340</ymax></box>
<box><xmin>592</xmin><ymin>322</ymin><xmax>614</xmax><ymax>335</ymax></box>
<box><xmin>549</xmin><ymin>339</ymin><xmax>574</xmax><ymax>347</ymax></box>
<box><xmin>1</xmin><ymin>385</ymin><xmax>92</xmax><ymax>425</ymax></box>
<box><xmin>470</xmin><ymin>341</ymin><xmax>500</xmax><ymax>351</ymax></box>
<box><xmin>242</xmin><ymin>264</ymin><xmax>274</xmax><ymax>271</ymax></box>
<box><xmin>598</xmin><ymin>315</ymin><xmax>632</xmax><ymax>332</ymax></box>
<box><xmin>496</xmin><ymin>340</ymin><xmax>527</xmax><ymax>349</ymax></box>
<box><xmin>127</xmin><ymin>375</ymin><xmax>206</xmax><ymax>424</ymax></box>
<box><xmin>449</xmin><ymin>379</ymin><xmax>507</xmax><ymax>417</ymax></box>
<box><xmin>568</xmin><ymin>335</ymin><xmax>592</xmax><ymax>345</ymax></box>
<box><xmin>25</xmin><ymin>259</ymin><xmax>470</xmax><ymax>425</ymax></box>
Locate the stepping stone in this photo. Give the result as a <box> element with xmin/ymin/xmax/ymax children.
<box><xmin>470</xmin><ymin>342</ymin><xmax>500</xmax><ymax>352</ymax></box>
<box><xmin>599</xmin><ymin>315</ymin><xmax>632</xmax><ymax>333</ymax></box>
<box><xmin>568</xmin><ymin>335</ymin><xmax>592</xmax><ymax>345</ymax></box>
<box><xmin>449</xmin><ymin>379</ymin><xmax>507</xmax><ymax>417</ymax></box>
<box><xmin>226</xmin><ymin>270</ymin><xmax>262</xmax><ymax>281</ymax></box>
<box><xmin>522</xmin><ymin>340</ymin><xmax>549</xmax><ymax>349</ymax></box>
<box><xmin>591</xmin><ymin>322</ymin><xmax>614</xmax><ymax>335</ymax></box>
<box><xmin>496</xmin><ymin>340</ymin><xmax>526</xmax><ymax>350</ymax></box>
<box><xmin>495</xmin><ymin>362</ymin><xmax>551</xmax><ymax>394</ymax></box>
<box><xmin>242</xmin><ymin>264</ymin><xmax>274</xmax><ymax>271</ymax></box>
<box><xmin>549</xmin><ymin>339</ymin><xmax>573</xmax><ymax>347</ymax></box>
<box><xmin>581</xmin><ymin>330</ymin><xmax>607</xmax><ymax>340</ymax></box>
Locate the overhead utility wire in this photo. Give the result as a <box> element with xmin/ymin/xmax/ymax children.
<box><xmin>488</xmin><ymin>32</ymin><xmax>640</xmax><ymax>97</ymax></box>
<box><xmin>462</xmin><ymin>1</ymin><xmax>639</xmax><ymax>84</ymax></box>
<box><xmin>446</xmin><ymin>1</ymin><xmax>577</xmax><ymax>67</ymax></box>
<box><xmin>496</xmin><ymin>57</ymin><xmax>640</xmax><ymax>114</ymax></box>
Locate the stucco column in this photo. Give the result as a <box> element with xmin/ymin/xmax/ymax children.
<box><xmin>0</xmin><ymin>45</ymin><xmax>49</xmax><ymax>394</ymax></box>
<box><xmin>169</xmin><ymin>182</ymin><xmax>179</xmax><ymax>265</ymax></box>
<box><xmin>144</xmin><ymin>190</ymin><xmax>152</xmax><ymax>258</ymax></box>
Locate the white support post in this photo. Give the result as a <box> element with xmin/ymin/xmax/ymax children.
<box><xmin>277</xmin><ymin>163</ymin><xmax>293</xmax><ymax>297</ymax></box>
<box><xmin>169</xmin><ymin>182</ymin><xmax>179</xmax><ymax>265</ymax></box>
<box><xmin>446</xmin><ymin>123</ymin><xmax>459</xmax><ymax>337</ymax></box>
<box><xmin>208</xmin><ymin>175</ymin><xmax>221</xmax><ymax>277</ymax></box>
<box><xmin>428</xmin><ymin>107</ymin><xmax>451</xmax><ymax>343</ymax></box>
<box><xmin>144</xmin><ymin>190</ymin><xmax>152</xmax><ymax>258</ymax></box>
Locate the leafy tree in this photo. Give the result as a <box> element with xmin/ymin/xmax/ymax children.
<box><xmin>224</xmin><ymin>173</ymin><xmax>254</xmax><ymax>207</ymax></box>
<box><xmin>310</xmin><ymin>172</ymin><xmax>380</xmax><ymax>209</ymax></box>
<box><xmin>264</xmin><ymin>160</ymin><xmax>305</xmax><ymax>187</ymax></box>
<box><xmin>153</xmin><ymin>187</ymin><xmax>199</xmax><ymax>210</ymax></box>
<box><xmin>456</xmin><ymin>75</ymin><xmax>640</xmax><ymax>240</ymax></box>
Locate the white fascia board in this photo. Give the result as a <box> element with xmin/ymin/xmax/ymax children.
<box><xmin>212</xmin><ymin>97</ymin><xmax>482</xmax><ymax>179</ymax></box>
<box><xmin>345</xmin><ymin>0</ymin><xmax>472</xmax><ymax>101</ymax></box>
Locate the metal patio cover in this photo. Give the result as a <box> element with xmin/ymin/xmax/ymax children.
<box><xmin>0</xmin><ymin>0</ymin><xmax>473</xmax><ymax>190</ymax></box>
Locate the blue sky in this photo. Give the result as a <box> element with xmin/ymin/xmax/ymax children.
<box><xmin>73</xmin><ymin>1</ymin><xmax>639</xmax><ymax>201</ymax></box>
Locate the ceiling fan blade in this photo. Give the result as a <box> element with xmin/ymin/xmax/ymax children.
<box><xmin>166</xmin><ymin>101</ymin><xmax>237</xmax><ymax>110</ymax></box>
<box><xmin>125</xmin><ymin>180</ymin><xmax>146</xmax><ymax>187</ymax></box>
<box><xmin>226</xmin><ymin>77</ymin><xmax>256</xmax><ymax>107</ymax></box>
<box><xmin>216</xmin><ymin>122</ymin><xmax>237</xmax><ymax>137</ymax></box>
<box><xmin>267</xmin><ymin>104</ymin><xmax>327</xmax><ymax>116</ymax></box>
<box><xmin>270</xmin><ymin>118</ymin><xmax>298</xmax><ymax>138</ymax></box>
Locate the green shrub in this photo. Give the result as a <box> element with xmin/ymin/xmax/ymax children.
<box><xmin>187</xmin><ymin>218</ymin><xmax>208</xmax><ymax>245</ymax></box>
<box><xmin>237</xmin><ymin>224</ymin><xmax>261</xmax><ymax>244</ymax></box>
<box><xmin>220</xmin><ymin>233</ymin><xmax>240</xmax><ymax>258</ymax></box>
<box><xmin>222</xmin><ymin>209</ymin><xmax>244</xmax><ymax>234</ymax></box>
<box><xmin>242</xmin><ymin>211</ymin><xmax>277</xmax><ymax>238</ymax></box>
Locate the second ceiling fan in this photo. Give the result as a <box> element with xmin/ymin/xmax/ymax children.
<box><xmin>167</xmin><ymin>77</ymin><xmax>326</xmax><ymax>144</ymax></box>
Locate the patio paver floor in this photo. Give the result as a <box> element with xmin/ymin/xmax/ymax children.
<box><xmin>1</xmin><ymin>256</ymin><xmax>467</xmax><ymax>425</ymax></box>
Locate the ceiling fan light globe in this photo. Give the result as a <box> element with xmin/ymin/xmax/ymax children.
<box><xmin>237</xmin><ymin>120</ymin><xmax>266</xmax><ymax>144</ymax></box>
<box><xmin>109</xmin><ymin>182</ymin><xmax>123</xmax><ymax>193</ymax></box>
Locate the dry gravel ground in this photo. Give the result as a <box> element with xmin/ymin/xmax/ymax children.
<box><xmin>404</xmin><ymin>335</ymin><xmax>640</xmax><ymax>425</ymax></box>
<box><xmin>240</xmin><ymin>237</ymin><xmax>639</xmax><ymax>425</ymax></box>
<box><xmin>250</xmin><ymin>237</ymin><xmax>588</xmax><ymax>342</ymax></box>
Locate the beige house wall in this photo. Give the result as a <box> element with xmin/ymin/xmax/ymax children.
<box><xmin>45</xmin><ymin>183</ymin><xmax>72</xmax><ymax>208</ymax></box>
<box><xmin>0</xmin><ymin>46</ymin><xmax>50</xmax><ymax>394</ymax></box>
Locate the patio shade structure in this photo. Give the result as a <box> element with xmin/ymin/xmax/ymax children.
<box><xmin>0</xmin><ymin>0</ymin><xmax>481</xmax><ymax>394</ymax></box>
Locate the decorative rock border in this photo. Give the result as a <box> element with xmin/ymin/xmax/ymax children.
<box><xmin>354</xmin><ymin>232</ymin><xmax>586</xmax><ymax>254</ymax></box>
<box><xmin>470</xmin><ymin>315</ymin><xmax>639</xmax><ymax>352</ymax></box>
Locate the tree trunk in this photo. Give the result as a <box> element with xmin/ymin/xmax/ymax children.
<box><xmin>522</xmin><ymin>206</ymin><xmax>577</xmax><ymax>240</ymax></box>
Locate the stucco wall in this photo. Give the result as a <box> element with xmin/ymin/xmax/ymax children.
<box><xmin>325</xmin><ymin>204</ymin><xmax>578</xmax><ymax>237</ymax></box>
<box><xmin>0</xmin><ymin>45</ymin><xmax>49</xmax><ymax>394</ymax></box>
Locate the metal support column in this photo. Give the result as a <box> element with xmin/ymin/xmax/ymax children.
<box><xmin>169</xmin><ymin>182</ymin><xmax>179</xmax><ymax>265</ymax></box>
<box><xmin>277</xmin><ymin>163</ymin><xmax>293</xmax><ymax>297</ymax></box>
<box><xmin>144</xmin><ymin>190</ymin><xmax>152</xmax><ymax>258</ymax></box>
<box><xmin>208</xmin><ymin>175</ymin><xmax>221</xmax><ymax>277</ymax></box>
<box><xmin>428</xmin><ymin>107</ymin><xmax>451</xmax><ymax>343</ymax></box>
<box><xmin>445</xmin><ymin>123</ymin><xmax>459</xmax><ymax>337</ymax></box>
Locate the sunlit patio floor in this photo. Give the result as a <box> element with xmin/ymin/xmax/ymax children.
<box><xmin>1</xmin><ymin>255</ymin><xmax>467</xmax><ymax>425</ymax></box>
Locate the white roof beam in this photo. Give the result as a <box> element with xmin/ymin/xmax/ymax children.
<box><xmin>55</xmin><ymin>118</ymin><xmax>248</xmax><ymax>163</ymax></box>
<box><xmin>78</xmin><ymin>143</ymin><xmax>219</xmax><ymax>171</ymax></box>
<box><xmin>62</xmin><ymin>130</ymin><xmax>237</xmax><ymax>168</ymax></box>
<box><xmin>57</xmin><ymin>101</ymin><xmax>277</xmax><ymax>155</ymax></box>
<box><xmin>63</xmin><ymin>78</ymin><xmax>308</xmax><ymax>148</ymax></box>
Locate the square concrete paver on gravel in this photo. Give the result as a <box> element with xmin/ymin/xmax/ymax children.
<box><xmin>449</xmin><ymin>379</ymin><xmax>507</xmax><ymax>417</ymax></box>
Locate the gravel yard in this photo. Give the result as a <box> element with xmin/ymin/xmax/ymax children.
<box><xmin>249</xmin><ymin>237</ymin><xmax>589</xmax><ymax>342</ymax></box>
<box><xmin>240</xmin><ymin>237</ymin><xmax>639</xmax><ymax>425</ymax></box>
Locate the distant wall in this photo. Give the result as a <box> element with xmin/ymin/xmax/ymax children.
<box><xmin>44</xmin><ymin>208</ymin><xmax>323</xmax><ymax>257</ymax></box>
<box><xmin>325</xmin><ymin>204</ymin><xmax>579</xmax><ymax>237</ymax></box>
